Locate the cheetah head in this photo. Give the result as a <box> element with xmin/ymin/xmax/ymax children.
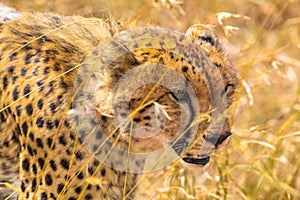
<box><xmin>72</xmin><ymin>25</ymin><xmax>240</xmax><ymax>172</ymax></box>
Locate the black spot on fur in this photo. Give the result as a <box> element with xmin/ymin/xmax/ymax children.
<box><xmin>24</xmin><ymin>53</ymin><xmax>34</xmax><ymax>64</ymax></box>
<box><xmin>16</xmin><ymin>105</ymin><xmax>22</xmax><ymax>116</ymax></box>
<box><xmin>49</xmin><ymin>102</ymin><xmax>56</xmax><ymax>113</ymax></box>
<box><xmin>60</xmin><ymin>79</ymin><xmax>69</xmax><ymax>90</ymax></box>
<box><xmin>182</xmin><ymin>66</ymin><xmax>188</xmax><ymax>72</ymax></box>
<box><xmin>37</xmin><ymin>99</ymin><xmax>43</xmax><ymax>110</ymax></box>
<box><xmin>77</xmin><ymin>171</ymin><xmax>84</xmax><ymax>179</ymax></box>
<box><xmin>45</xmin><ymin>174</ymin><xmax>53</xmax><ymax>185</ymax></box>
<box><xmin>54</xmin><ymin>119</ymin><xmax>59</xmax><ymax>128</ymax></box>
<box><xmin>22</xmin><ymin>122</ymin><xmax>28</xmax><ymax>135</ymax></box>
<box><xmin>57</xmin><ymin>184</ymin><xmax>64</xmax><ymax>193</ymax></box>
<box><xmin>36</xmin><ymin>137</ymin><xmax>44</xmax><ymax>148</ymax></box>
<box><xmin>7</xmin><ymin>65</ymin><xmax>15</xmax><ymax>73</ymax></box>
<box><xmin>29</xmin><ymin>132</ymin><xmax>34</xmax><ymax>141</ymax></box>
<box><xmin>43</xmin><ymin>66</ymin><xmax>50</xmax><ymax>75</ymax></box>
<box><xmin>12</xmin><ymin>76</ymin><xmax>18</xmax><ymax>83</ymax></box>
<box><xmin>47</xmin><ymin>138</ymin><xmax>53</xmax><ymax>148</ymax></box>
<box><xmin>85</xmin><ymin>194</ymin><xmax>93</xmax><ymax>200</ymax></box>
<box><xmin>75</xmin><ymin>152</ymin><xmax>83</xmax><ymax>160</ymax></box>
<box><xmin>20</xmin><ymin>67</ymin><xmax>28</xmax><ymax>76</ymax></box>
<box><xmin>36</xmin><ymin>117</ymin><xmax>44</xmax><ymax>128</ymax></box>
<box><xmin>101</xmin><ymin>168</ymin><xmax>106</xmax><ymax>176</ymax></box>
<box><xmin>21</xmin><ymin>181</ymin><xmax>26</xmax><ymax>192</ymax></box>
<box><xmin>32</xmin><ymin>66</ymin><xmax>39</xmax><ymax>76</ymax></box>
<box><xmin>36</xmin><ymin>80</ymin><xmax>44</xmax><ymax>92</ymax></box>
<box><xmin>2</xmin><ymin>76</ymin><xmax>8</xmax><ymax>90</ymax></box>
<box><xmin>59</xmin><ymin>135</ymin><xmax>67</xmax><ymax>146</ymax></box>
<box><xmin>23</xmin><ymin>85</ymin><xmax>31</xmax><ymax>97</ymax></box>
<box><xmin>60</xmin><ymin>159</ymin><xmax>70</xmax><ymax>170</ymax></box>
<box><xmin>25</xmin><ymin>104</ymin><xmax>33</xmax><ymax>116</ymax></box>
<box><xmin>22</xmin><ymin>158</ymin><xmax>30</xmax><ymax>171</ymax></box>
<box><xmin>12</xmin><ymin>87</ymin><xmax>19</xmax><ymax>100</ymax></box>
<box><xmin>9</xmin><ymin>52</ymin><xmax>17</xmax><ymax>61</ymax></box>
<box><xmin>75</xmin><ymin>186</ymin><xmax>82</xmax><ymax>194</ymax></box>
<box><xmin>49</xmin><ymin>160</ymin><xmax>57</xmax><ymax>171</ymax></box>
<box><xmin>38</xmin><ymin>158</ymin><xmax>45</xmax><ymax>169</ymax></box>
<box><xmin>41</xmin><ymin>192</ymin><xmax>48</xmax><ymax>200</ymax></box>
<box><xmin>27</xmin><ymin>145</ymin><xmax>34</xmax><ymax>156</ymax></box>
<box><xmin>32</xmin><ymin>163</ymin><xmax>37</xmax><ymax>175</ymax></box>
<box><xmin>46</xmin><ymin>120</ymin><xmax>53</xmax><ymax>130</ymax></box>
<box><xmin>43</xmin><ymin>57</ymin><xmax>50</xmax><ymax>63</ymax></box>
<box><xmin>31</xmin><ymin>178</ymin><xmax>37</xmax><ymax>192</ymax></box>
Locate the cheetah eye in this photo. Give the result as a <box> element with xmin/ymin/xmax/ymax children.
<box><xmin>221</xmin><ymin>83</ymin><xmax>235</xmax><ymax>99</ymax></box>
<box><xmin>198</xmin><ymin>35</ymin><xmax>215</xmax><ymax>46</ymax></box>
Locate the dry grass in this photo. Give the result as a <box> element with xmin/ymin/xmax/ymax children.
<box><xmin>2</xmin><ymin>0</ymin><xmax>300</xmax><ymax>199</ymax></box>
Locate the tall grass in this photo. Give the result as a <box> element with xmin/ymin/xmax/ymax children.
<box><xmin>3</xmin><ymin>0</ymin><xmax>300</xmax><ymax>199</ymax></box>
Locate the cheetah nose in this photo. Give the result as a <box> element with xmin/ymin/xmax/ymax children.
<box><xmin>182</xmin><ymin>155</ymin><xmax>210</xmax><ymax>166</ymax></box>
<box><xmin>203</xmin><ymin>131</ymin><xmax>232</xmax><ymax>148</ymax></box>
<box><xmin>203</xmin><ymin>118</ymin><xmax>233</xmax><ymax>148</ymax></box>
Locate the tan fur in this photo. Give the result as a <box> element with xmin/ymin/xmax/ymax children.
<box><xmin>0</xmin><ymin>11</ymin><xmax>239</xmax><ymax>200</ymax></box>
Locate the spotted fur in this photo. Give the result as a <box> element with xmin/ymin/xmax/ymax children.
<box><xmin>0</xmin><ymin>10</ymin><xmax>239</xmax><ymax>200</ymax></box>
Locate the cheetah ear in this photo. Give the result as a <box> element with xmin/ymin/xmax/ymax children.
<box><xmin>185</xmin><ymin>24</ymin><xmax>220</xmax><ymax>50</ymax></box>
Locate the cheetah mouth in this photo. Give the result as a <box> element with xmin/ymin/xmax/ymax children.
<box><xmin>182</xmin><ymin>155</ymin><xmax>210</xmax><ymax>166</ymax></box>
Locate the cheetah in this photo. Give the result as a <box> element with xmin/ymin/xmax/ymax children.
<box><xmin>0</xmin><ymin>4</ymin><xmax>240</xmax><ymax>200</ymax></box>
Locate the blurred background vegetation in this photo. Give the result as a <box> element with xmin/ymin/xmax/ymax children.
<box><xmin>2</xmin><ymin>0</ymin><xmax>300</xmax><ymax>199</ymax></box>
